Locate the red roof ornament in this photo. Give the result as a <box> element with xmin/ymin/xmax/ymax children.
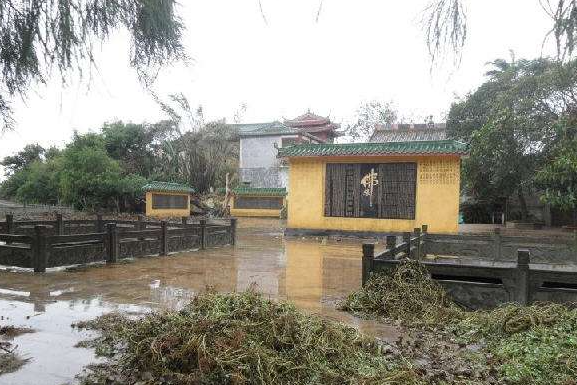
<box><xmin>284</xmin><ymin>111</ymin><xmax>341</xmax><ymax>140</ymax></box>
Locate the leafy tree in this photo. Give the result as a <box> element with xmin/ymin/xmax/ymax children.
<box><xmin>0</xmin><ymin>107</ymin><xmax>241</xmax><ymax>209</ymax></box>
<box><xmin>56</xmin><ymin>132</ymin><xmax>145</xmax><ymax>211</ymax></box>
<box><xmin>44</xmin><ymin>146</ymin><xmax>62</xmax><ymax>161</ymax></box>
<box><xmin>0</xmin><ymin>167</ymin><xmax>30</xmax><ymax>199</ymax></box>
<box><xmin>102</xmin><ymin>121</ymin><xmax>156</xmax><ymax>177</ymax></box>
<box><xmin>116</xmin><ymin>173</ymin><xmax>148</xmax><ymax>212</ymax></box>
<box><xmin>154</xmin><ymin>92</ymin><xmax>205</xmax><ymax>132</ymax></box>
<box><xmin>345</xmin><ymin>101</ymin><xmax>398</xmax><ymax>141</ymax></box>
<box><xmin>0</xmin><ymin>143</ymin><xmax>48</xmax><ymax>200</ymax></box>
<box><xmin>535</xmin><ymin>116</ymin><xmax>577</xmax><ymax>222</ymax></box>
<box><xmin>448</xmin><ymin>57</ymin><xmax>577</xmax><ymax>219</ymax></box>
<box><xmin>152</xmin><ymin>94</ymin><xmax>239</xmax><ymax>192</ymax></box>
<box><xmin>1</xmin><ymin>144</ymin><xmax>45</xmax><ymax>175</ymax></box>
<box><xmin>58</xmin><ymin>139</ymin><xmax>124</xmax><ymax>210</ymax></box>
<box><xmin>150</xmin><ymin>121</ymin><xmax>239</xmax><ymax>193</ymax></box>
<box><xmin>179</xmin><ymin>121</ymin><xmax>239</xmax><ymax>192</ymax></box>
<box><xmin>463</xmin><ymin>114</ymin><xmax>540</xmax><ymax>218</ymax></box>
<box><xmin>0</xmin><ymin>0</ymin><xmax>185</xmax><ymax>130</ymax></box>
<box><xmin>15</xmin><ymin>160</ymin><xmax>60</xmax><ymax>204</ymax></box>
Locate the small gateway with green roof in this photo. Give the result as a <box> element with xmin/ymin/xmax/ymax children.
<box><xmin>279</xmin><ymin>125</ymin><xmax>468</xmax><ymax>234</ymax></box>
<box><xmin>143</xmin><ymin>181</ymin><xmax>195</xmax><ymax>218</ymax></box>
<box><xmin>230</xmin><ymin>187</ymin><xmax>287</xmax><ymax>218</ymax></box>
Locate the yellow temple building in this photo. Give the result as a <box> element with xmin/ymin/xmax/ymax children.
<box><xmin>278</xmin><ymin>139</ymin><xmax>467</xmax><ymax>234</ymax></box>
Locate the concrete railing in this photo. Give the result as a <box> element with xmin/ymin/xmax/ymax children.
<box><xmin>362</xmin><ymin>245</ymin><xmax>577</xmax><ymax>309</ymax></box>
<box><xmin>426</xmin><ymin>229</ymin><xmax>577</xmax><ymax>264</ymax></box>
<box><xmin>0</xmin><ymin>216</ymin><xmax>237</xmax><ymax>272</ymax></box>
<box><xmin>0</xmin><ymin>202</ymin><xmax>75</xmax><ymax>214</ymax></box>
<box><xmin>361</xmin><ymin>225</ymin><xmax>427</xmax><ymax>285</ymax></box>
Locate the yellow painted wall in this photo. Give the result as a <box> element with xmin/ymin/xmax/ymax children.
<box><xmin>145</xmin><ymin>191</ymin><xmax>190</xmax><ymax>218</ymax></box>
<box><xmin>230</xmin><ymin>196</ymin><xmax>285</xmax><ymax>218</ymax></box>
<box><xmin>287</xmin><ymin>155</ymin><xmax>461</xmax><ymax>234</ymax></box>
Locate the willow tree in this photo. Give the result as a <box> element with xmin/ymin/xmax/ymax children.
<box><xmin>0</xmin><ymin>0</ymin><xmax>185</xmax><ymax>130</ymax></box>
<box><xmin>423</xmin><ymin>0</ymin><xmax>577</xmax><ymax>64</ymax></box>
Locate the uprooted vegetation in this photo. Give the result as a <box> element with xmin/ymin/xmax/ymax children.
<box><xmin>340</xmin><ymin>260</ymin><xmax>463</xmax><ymax>327</ymax></box>
<box><xmin>451</xmin><ymin>304</ymin><xmax>577</xmax><ymax>385</ymax></box>
<box><xmin>73</xmin><ymin>290</ymin><xmax>422</xmax><ymax>385</ymax></box>
<box><xmin>340</xmin><ymin>261</ymin><xmax>577</xmax><ymax>385</ymax></box>
<box><xmin>0</xmin><ymin>326</ymin><xmax>33</xmax><ymax>375</ymax></box>
<box><xmin>71</xmin><ymin>261</ymin><xmax>577</xmax><ymax>385</ymax></box>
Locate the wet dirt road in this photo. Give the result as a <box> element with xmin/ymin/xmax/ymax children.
<box><xmin>0</xmin><ymin>218</ymin><xmax>398</xmax><ymax>385</ymax></box>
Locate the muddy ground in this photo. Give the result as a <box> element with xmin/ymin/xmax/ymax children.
<box><xmin>2</xmin><ymin>217</ymin><xmax>560</xmax><ymax>384</ymax></box>
<box><xmin>0</xmin><ymin>218</ymin><xmax>407</xmax><ymax>385</ymax></box>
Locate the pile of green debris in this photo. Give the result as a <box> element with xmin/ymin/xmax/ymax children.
<box><xmin>74</xmin><ymin>260</ymin><xmax>577</xmax><ymax>385</ymax></box>
<box><xmin>452</xmin><ymin>303</ymin><xmax>577</xmax><ymax>384</ymax></box>
<box><xmin>340</xmin><ymin>261</ymin><xmax>577</xmax><ymax>385</ymax></box>
<box><xmin>74</xmin><ymin>290</ymin><xmax>420</xmax><ymax>385</ymax></box>
<box><xmin>340</xmin><ymin>260</ymin><xmax>463</xmax><ymax>326</ymax></box>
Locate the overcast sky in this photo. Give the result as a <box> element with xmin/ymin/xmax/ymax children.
<box><xmin>0</xmin><ymin>0</ymin><xmax>557</xmax><ymax>177</ymax></box>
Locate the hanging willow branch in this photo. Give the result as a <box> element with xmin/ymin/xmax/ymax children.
<box><xmin>423</xmin><ymin>0</ymin><xmax>577</xmax><ymax>66</ymax></box>
<box><xmin>0</xmin><ymin>0</ymin><xmax>186</xmax><ymax>131</ymax></box>
<box><xmin>422</xmin><ymin>0</ymin><xmax>467</xmax><ymax>66</ymax></box>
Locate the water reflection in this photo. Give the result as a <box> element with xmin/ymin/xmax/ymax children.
<box><xmin>0</xmin><ymin>218</ymin><xmax>392</xmax><ymax>385</ymax></box>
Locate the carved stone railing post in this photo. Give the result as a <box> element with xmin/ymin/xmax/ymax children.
<box><xmin>230</xmin><ymin>218</ymin><xmax>237</xmax><ymax>246</ymax></box>
<box><xmin>161</xmin><ymin>221</ymin><xmax>168</xmax><ymax>256</ymax></box>
<box><xmin>6</xmin><ymin>213</ymin><xmax>14</xmax><ymax>234</ymax></box>
<box><xmin>106</xmin><ymin>223</ymin><xmax>118</xmax><ymax>263</ymax></box>
<box><xmin>421</xmin><ymin>224</ymin><xmax>428</xmax><ymax>258</ymax></box>
<box><xmin>56</xmin><ymin>213</ymin><xmax>64</xmax><ymax>235</ymax></box>
<box><xmin>5</xmin><ymin>214</ymin><xmax>14</xmax><ymax>244</ymax></box>
<box><xmin>362</xmin><ymin>243</ymin><xmax>375</xmax><ymax>286</ymax></box>
<box><xmin>515</xmin><ymin>249</ymin><xmax>530</xmax><ymax>305</ymax></box>
<box><xmin>200</xmin><ymin>219</ymin><xmax>207</xmax><ymax>250</ymax></box>
<box><xmin>33</xmin><ymin>225</ymin><xmax>48</xmax><ymax>273</ymax></box>
<box><xmin>385</xmin><ymin>235</ymin><xmax>396</xmax><ymax>259</ymax></box>
<box><xmin>493</xmin><ymin>227</ymin><xmax>502</xmax><ymax>260</ymax></box>
<box><xmin>413</xmin><ymin>228</ymin><xmax>422</xmax><ymax>259</ymax></box>
<box><xmin>573</xmin><ymin>230</ymin><xmax>577</xmax><ymax>262</ymax></box>
<box><xmin>403</xmin><ymin>232</ymin><xmax>411</xmax><ymax>258</ymax></box>
<box><xmin>137</xmin><ymin>215</ymin><xmax>144</xmax><ymax>231</ymax></box>
<box><xmin>96</xmin><ymin>214</ymin><xmax>104</xmax><ymax>233</ymax></box>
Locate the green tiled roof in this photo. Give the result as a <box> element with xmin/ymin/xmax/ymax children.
<box><xmin>233</xmin><ymin>187</ymin><xmax>287</xmax><ymax>197</ymax></box>
<box><xmin>143</xmin><ymin>181</ymin><xmax>195</xmax><ymax>194</ymax></box>
<box><xmin>228</xmin><ymin>122</ymin><xmax>327</xmax><ymax>143</ymax></box>
<box><xmin>229</xmin><ymin>122</ymin><xmax>276</xmax><ymax>134</ymax></box>
<box><xmin>277</xmin><ymin>140</ymin><xmax>468</xmax><ymax>158</ymax></box>
<box><xmin>231</xmin><ymin>121</ymin><xmax>301</xmax><ymax>137</ymax></box>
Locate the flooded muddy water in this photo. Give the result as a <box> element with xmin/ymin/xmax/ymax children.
<box><xmin>0</xmin><ymin>218</ymin><xmax>398</xmax><ymax>385</ymax></box>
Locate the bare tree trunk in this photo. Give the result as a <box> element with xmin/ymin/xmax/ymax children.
<box><xmin>222</xmin><ymin>173</ymin><xmax>232</xmax><ymax>216</ymax></box>
<box><xmin>517</xmin><ymin>188</ymin><xmax>529</xmax><ymax>221</ymax></box>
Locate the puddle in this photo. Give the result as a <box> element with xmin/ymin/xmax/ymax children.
<box><xmin>0</xmin><ymin>218</ymin><xmax>395</xmax><ymax>385</ymax></box>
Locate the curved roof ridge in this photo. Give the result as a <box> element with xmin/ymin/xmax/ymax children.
<box><xmin>143</xmin><ymin>181</ymin><xmax>195</xmax><ymax>193</ymax></box>
<box><xmin>277</xmin><ymin>140</ymin><xmax>468</xmax><ymax>158</ymax></box>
